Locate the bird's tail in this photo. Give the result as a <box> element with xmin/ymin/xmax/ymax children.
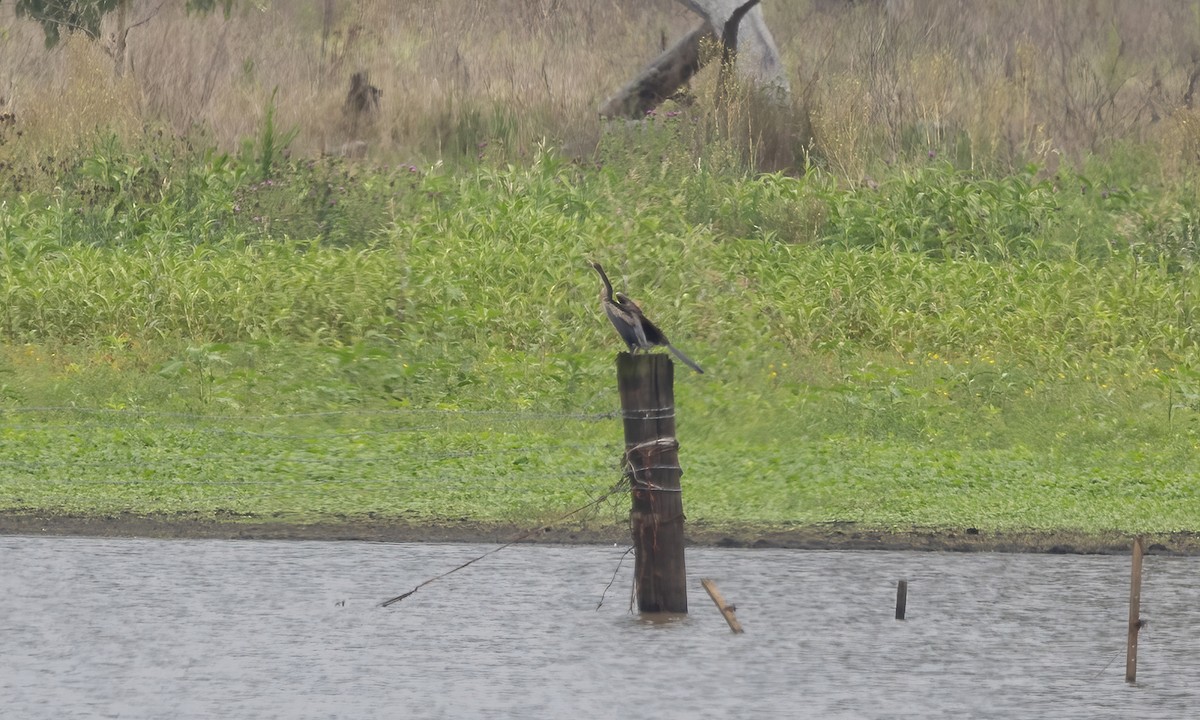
<box><xmin>667</xmin><ymin>344</ymin><xmax>704</xmax><ymax>374</ymax></box>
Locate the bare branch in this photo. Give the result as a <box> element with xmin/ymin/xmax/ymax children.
<box><xmin>130</xmin><ymin>0</ymin><xmax>169</xmax><ymax>31</ymax></box>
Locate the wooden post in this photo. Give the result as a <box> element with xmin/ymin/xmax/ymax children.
<box><xmin>895</xmin><ymin>579</ymin><xmax>907</xmax><ymax>620</ymax></box>
<box><xmin>1126</xmin><ymin>536</ymin><xmax>1144</xmax><ymax>683</ymax></box>
<box><xmin>701</xmin><ymin>578</ymin><xmax>743</xmax><ymax>633</ymax></box>
<box><xmin>617</xmin><ymin>352</ymin><xmax>687</xmax><ymax>614</ymax></box>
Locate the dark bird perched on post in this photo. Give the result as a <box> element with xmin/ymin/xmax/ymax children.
<box><xmin>589</xmin><ymin>261</ymin><xmax>705</xmax><ymax>374</ymax></box>
<box><xmin>590</xmin><ymin>261</ymin><xmax>645</xmax><ymax>352</ymax></box>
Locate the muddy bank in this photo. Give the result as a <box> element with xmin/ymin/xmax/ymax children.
<box><xmin>2</xmin><ymin>510</ymin><xmax>1197</xmax><ymax>554</ymax></box>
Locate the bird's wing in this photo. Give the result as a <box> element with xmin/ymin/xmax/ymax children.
<box><xmin>604</xmin><ymin>302</ymin><xmax>643</xmax><ymax>350</ymax></box>
<box><xmin>615</xmin><ymin>294</ymin><xmax>656</xmax><ymax>347</ymax></box>
<box><xmin>631</xmin><ymin>313</ymin><xmax>650</xmax><ymax>348</ymax></box>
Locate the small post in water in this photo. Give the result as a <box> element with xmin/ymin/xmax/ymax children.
<box><xmin>1126</xmin><ymin>536</ymin><xmax>1144</xmax><ymax>684</ymax></box>
<box><xmin>895</xmin><ymin>579</ymin><xmax>908</xmax><ymax>621</ymax></box>
<box><xmin>617</xmin><ymin>352</ymin><xmax>687</xmax><ymax>614</ymax></box>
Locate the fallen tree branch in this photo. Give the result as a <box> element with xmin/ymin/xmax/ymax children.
<box><xmin>599</xmin><ymin>23</ymin><xmax>712</xmax><ymax>119</ymax></box>
<box><xmin>598</xmin><ymin>0</ymin><xmax>786</xmax><ymax>119</ymax></box>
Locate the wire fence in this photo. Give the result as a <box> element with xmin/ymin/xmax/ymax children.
<box><xmin>0</xmin><ymin>405</ymin><xmax>633</xmax><ymax>519</ymax></box>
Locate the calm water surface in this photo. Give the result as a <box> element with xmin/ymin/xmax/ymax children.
<box><xmin>2</xmin><ymin>536</ymin><xmax>1197</xmax><ymax>719</ymax></box>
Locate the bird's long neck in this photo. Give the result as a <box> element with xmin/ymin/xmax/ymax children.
<box><xmin>593</xmin><ymin>265</ymin><xmax>615</xmax><ymax>303</ymax></box>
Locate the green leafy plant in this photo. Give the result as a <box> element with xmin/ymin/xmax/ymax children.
<box><xmin>2</xmin><ymin>134</ymin><xmax>1200</xmax><ymax>536</ymax></box>
<box><xmin>242</xmin><ymin>88</ymin><xmax>299</xmax><ymax>182</ymax></box>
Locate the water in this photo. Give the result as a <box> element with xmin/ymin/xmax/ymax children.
<box><xmin>2</xmin><ymin>536</ymin><xmax>1197</xmax><ymax>719</ymax></box>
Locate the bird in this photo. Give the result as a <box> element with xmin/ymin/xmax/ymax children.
<box><xmin>589</xmin><ymin>261</ymin><xmax>645</xmax><ymax>353</ymax></box>
<box><xmin>589</xmin><ymin>261</ymin><xmax>704</xmax><ymax>374</ymax></box>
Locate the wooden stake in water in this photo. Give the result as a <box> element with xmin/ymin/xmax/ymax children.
<box><xmin>895</xmin><ymin>579</ymin><xmax>908</xmax><ymax>621</ymax></box>
<box><xmin>701</xmin><ymin>578</ymin><xmax>744</xmax><ymax>633</ymax></box>
<box><xmin>1126</xmin><ymin>536</ymin><xmax>1144</xmax><ymax>683</ymax></box>
<box><xmin>617</xmin><ymin>352</ymin><xmax>687</xmax><ymax>614</ymax></box>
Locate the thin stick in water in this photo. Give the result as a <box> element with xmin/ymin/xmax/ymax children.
<box><xmin>700</xmin><ymin>578</ymin><xmax>744</xmax><ymax>634</ymax></box>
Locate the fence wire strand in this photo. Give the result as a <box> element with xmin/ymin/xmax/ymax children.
<box><xmin>0</xmin><ymin>404</ymin><xmax>633</xmax><ymax>512</ymax></box>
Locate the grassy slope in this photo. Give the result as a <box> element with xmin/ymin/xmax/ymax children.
<box><xmin>3</xmin><ymin>136</ymin><xmax>1200</xmax><ymax>535</ymax></box>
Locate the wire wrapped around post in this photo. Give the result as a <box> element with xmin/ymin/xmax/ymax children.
<box><xmin>616</xmin><ymin>352</ymin><xmax>688</xmax><ymax>614</ymax></box>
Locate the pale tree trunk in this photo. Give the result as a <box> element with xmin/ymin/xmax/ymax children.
<box><xmin>113</xmin><ymin>0</ymin><xmax>129</xmax><ymax>77</ymax></box>
<box><xmin>110</xmin><ymin>0</ymin><xmax>168</xmax><ymax>79</ymax></box>
<box><xmin>677</xmin><ymin>0</ymin><xmax>789</xmax><ymax>94</ymax></box>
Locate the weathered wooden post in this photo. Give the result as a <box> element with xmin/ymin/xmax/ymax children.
<box><xmin>895</xmin><ymin>579</ymin><xmax>908</xmax><ymax>620</ymax></box>
<box><xmin>617</xmin><ymin>352</ymin><xmax>688</xmax><ymax>614</ymax></box>
<box><xmin>1126</xmin><ymin>536</ymin><xmax>1144</xmax><ymax>683</ymax></box>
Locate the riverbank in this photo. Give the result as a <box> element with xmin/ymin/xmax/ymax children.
<box><xmin>5</xmin><ymin>147</ymin><xmax>1200</xmax><ymax>544</ymax></box>
<box><xmin>3</xmin><ymin>510</ymin><xmax>1196</xmax><ymax>555</ymax></box>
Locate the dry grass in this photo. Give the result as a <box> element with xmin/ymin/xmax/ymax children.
<box><xmin>2</xmin><ymin>0</ymin><xmax>1200</xmax><ymax>174</ymax></box>
<box><xmin>1</xmin><ymin>0</ymin><xmax>694</xmax><ymax>161</ymax></box>
<box><xmin>781</xmin><ymin>0</ymin><xmax>1200</xmax><ymax>174</ymax></box>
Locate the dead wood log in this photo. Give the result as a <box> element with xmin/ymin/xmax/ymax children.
<box><xmin>599</xmin><ymin>23</ymin><xmax>712</xmax><ymax>119</ymax></box>
<box><xmin>599</xmin><ymin>0</ymin><xmax>787</xmax><ymax>120</ymax></box>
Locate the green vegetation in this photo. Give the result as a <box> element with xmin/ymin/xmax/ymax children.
<box><xmin>5</xmin><ymin>1</ymin><xmax>1200</xmax><ymax>543</ymax></box>
<box><xmin>3</xmin><ymin>124</ymin><xmax>1200</xmax><ymax>537</ymax></box>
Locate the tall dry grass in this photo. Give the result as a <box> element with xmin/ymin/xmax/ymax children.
<box><xmin>787</xmin><ymin>0</ymin><xmax>1200</xmax><ymax>176</ymax></box>
<box><xmin>0</xmin><ymin>0</ymin><xmax>693</xmax><ymax>160</ymax></box>
<box><xmin>1</xmin><ymin>0</ymin><xmax>1199</xmax><ymax>175</ymax></box>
